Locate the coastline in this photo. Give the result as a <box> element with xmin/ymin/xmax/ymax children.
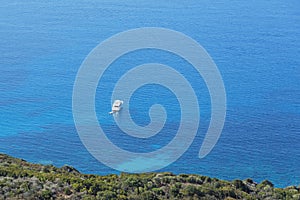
<box><xmin>1</xmin><ymin>153</ymin><xmax>299</xmax><ymax>200</ymax></box>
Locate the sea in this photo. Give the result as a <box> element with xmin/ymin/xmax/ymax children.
<box><xmin>0</xmin><ymin>0</ymin><xmax>299</xmax><ymax>188</ymax></box>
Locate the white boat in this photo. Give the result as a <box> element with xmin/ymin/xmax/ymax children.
<box><xmin>109</xmin><ymin>100</ymin><xmax>123</xmax><ymax>114</ymax></box>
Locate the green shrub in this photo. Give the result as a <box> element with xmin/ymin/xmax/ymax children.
<box><xmin>0</xmin><ymin>153</ymin><xmax>299</xmax><ymax>200</ymax></box>
<box><xmin>40</xmin><ymin>189</ymin><xmax>52</xmax><ymax>199</ymax></box>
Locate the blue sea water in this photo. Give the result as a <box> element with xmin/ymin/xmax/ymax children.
<box><xmin>0</xmin><ymin>0</ymin><xmax>299</xmax><ymax>187</ymax></box>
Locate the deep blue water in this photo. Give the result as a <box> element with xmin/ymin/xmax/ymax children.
<box><xmin>0</xmin><ymin>0</ymin><xmax>299</xmax><ymax>187</ymax></box>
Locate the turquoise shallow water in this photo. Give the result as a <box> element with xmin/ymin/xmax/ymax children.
<box><xmin>0</xmin><ymin>1</ymin><xmax>299</xmax><ymax>187</ymax></box>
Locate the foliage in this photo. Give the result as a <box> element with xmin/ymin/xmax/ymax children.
<box><xmin>0</xmin><ymin>153</ymin><xmax>299</xmax><ymax>200</ymax></box>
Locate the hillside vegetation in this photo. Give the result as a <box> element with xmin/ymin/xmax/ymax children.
<box><xmin>0</xmin><ymin>153</ymin><xmax>299</xmax><ymax>200</ymax></box>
